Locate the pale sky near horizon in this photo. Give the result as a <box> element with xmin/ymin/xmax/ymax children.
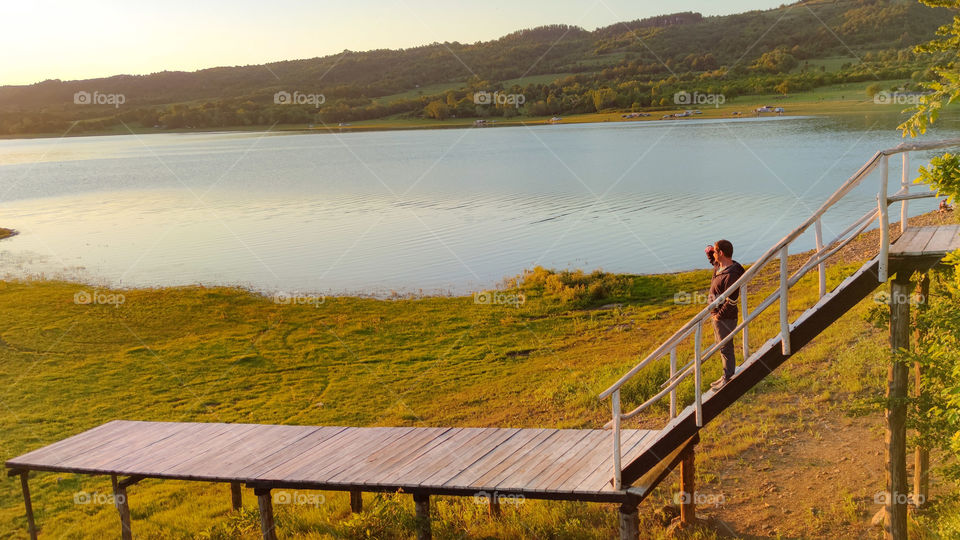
<box><xmin>0</xmin><ymin>0</ymin><xmax>784</xmax><ymax>86</ymax></box>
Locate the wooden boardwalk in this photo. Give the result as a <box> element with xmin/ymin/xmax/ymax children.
<box><xmin>6</xmin><ymin>420</ymin><xmax>696</xmax><ymax>540</ymax></box>
<box><xmin>8</xmin><ymin>421</ymin><xmax>661</xmax><ymax>500</ymax></box>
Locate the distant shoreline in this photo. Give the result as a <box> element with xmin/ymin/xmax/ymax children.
<box><xmin>0</xmin><ymin>94</ymin><xmax>918</xmax><ymax>141</ymax></box>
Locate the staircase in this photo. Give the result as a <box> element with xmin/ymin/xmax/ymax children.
<box><xmin>599</xmin><ymin>139</ymin><xmax>960</xmax><ymax>489</ymax></box>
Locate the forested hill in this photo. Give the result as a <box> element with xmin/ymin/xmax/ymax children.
<box><xmin>0</xmin><ymin>0</ymin><xmax>953</xmax><ymax>134</ymax></box>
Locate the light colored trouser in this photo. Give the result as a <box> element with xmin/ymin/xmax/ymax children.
<box><xmin>713</xmin><ymin>317</ymin><xmax>737</xmax><ymax>379</ymax></box>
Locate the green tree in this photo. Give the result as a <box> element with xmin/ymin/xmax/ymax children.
<box><xmin>591</xmin><ymin>88</ymin><xmax>617</xmax><ymax>111</ymax></box>
<box><xmin>900</xmin><ymin>0</ymin><xmax>960</xmax><ymax>137</ymax></box>
<box><xmin>423</xmin><ymin>100</ymin><xmax>449</xmax><ymax>120</ymax></box>
<box><xmin>897</xmin><ymin>0</ymin><xmax>960</xmax><ymax>497</ymax></box>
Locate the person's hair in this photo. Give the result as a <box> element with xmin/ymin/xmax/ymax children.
<box><xmin>715</xmin><ymin>239</ymin><xmax>733</xmax><ymax>258</ymax></box>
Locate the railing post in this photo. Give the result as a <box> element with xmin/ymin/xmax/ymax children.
<box><xmin>779</xmin><ymin>247</ymin><xmax>792</xmax><ymax>355</ymax></box>
<box><xmin>694</xmin><ymin>321</ymin><xmax>703</xmax><ymax>426</ymax></box>
<box><xmin>612</xmin><ymin>389</ymin><xmax>623</xmax><ymax>490</ymax></box>
<box><xmin>879</xmin><ymin>155</ymin><xmax>890</xmax><ymax>283</ymax></box>
<box><xmin>669</xmin><ymin>348</ymin><xmax>677</xmax><ymax>419</ymax></box>
<box><xmin>740</xmin><ymin>286</ymin><xmax>749</xmax><ymax>361</ymax></box>
<box><xmin>815</xmin><ymin>219</ymin><xmax>826</xmax><ymax>298</ymax></box>
<box><xmin>901</xmin><ymin>152</ymin><xmax>910</xmax><ymax>234</ymax></box>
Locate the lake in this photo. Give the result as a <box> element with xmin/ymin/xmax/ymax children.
<box><xmin>0</xmin><ymin>114</ymin><xmax>955</xmax><ymax>295</ymax></box>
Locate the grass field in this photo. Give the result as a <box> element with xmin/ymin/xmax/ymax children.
<box><xmin>1</xmin><ymin>211</ymin><xmax>958</xmax><ymax>538</ymax></box>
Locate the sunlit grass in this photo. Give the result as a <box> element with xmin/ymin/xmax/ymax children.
<box><xmin>0</xmin><ymin>235</ymin><xmax>950</xmax><ymax>537</ymax></box>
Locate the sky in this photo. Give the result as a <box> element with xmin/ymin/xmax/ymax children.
<box><xmin>0</xmin><ymin>0</ymin><xmax>785</xmax><ymax>86</ymax></box>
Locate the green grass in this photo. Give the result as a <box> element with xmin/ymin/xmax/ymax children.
<box><xmin>727</xmin><ymin>79</ymin><xmax>914</xmax><ymax>106</ymax></box>
<box><xmin>2</xmin><ymin>224</ymin><xmax>949</xmax><ymax>538</ymax></box>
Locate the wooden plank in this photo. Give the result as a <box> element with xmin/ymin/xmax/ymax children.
<box><xmin>103</xmin><ymin>423</ymin><xmax>245</xmax><ymax>472</ymax></box>
<box><xmin>576</xmin><ymin>431</ymin><xmax>653</xmax><ymax>493</ymax></box>
<box><xmin>343</xmin><ymin>428</ymin><xmax>454</xmax><ymax>486</ymax></box>
<box><xmin>529</xmin><ymin>430</ymin><xmax>608</xmax><ymax>492</ymax></box>
<box><xmin>282</xmin><ymin>428</ymin><xmax>415</xmax><ymax>483</ymax></box>
<box><xmin>442</xmin><ymin>429</ymin><xmax>544</xmax><ymax>488</ymax></box>
<box><xmin>547</xmin><ymin>430</ymin><xmax>644</xmax><ymax>493</ymax></box>
<box><xmin>484</xmin><ymin>430</ymin><xmax>579</xmax><ymax>490</ymax></box>
<box><xmin>495</xmin><ymin>429</ymin><xmax>595</xmax><ymax>492</ymax></box>
<box><xmin>161</xmin><ymin>424</ymin><xmax>303</xmax><ymax>479</ymax></box>
<box><xmin>52</xmin><ymin>422</ymin><xmax>190</xmax><ymax>472</ymax></box>
<box><xmin>95</xmin><ymin>423</ymin><xmax>250</xmax><ymax>475</ymax></box>
<box><xmin>253</xmin><ymin>427</ymin><xmax>373</xmax><ymax>481</ymax></box>
<box><xmin>184</xmin><ymin>425</ymin><xmax>321</xmax><ymax>480</ymax></box>
<box><xmin>10</xmin><ymin>421</ymin><xmax>160</xmax><ymax>470</ymax></box>
<box><xmin>301</xmin><ymin>427</ymin><xmax>423</xmax><ymax>484</ymax></box>
<box><xmin>891</xmin><ymin>228</ymin><xmax>919</xmax><ymax>253</ymax></box>
<box><xmin>390</xmin><ymin>428</ymin><xmax>494</xmax><ymax>487</ymax></box>
<box><xmin>390</xmin><ymin>428</ymin><xmax>500</xmax><ymax>488</ymax></box>
<box><xmin>370</xmin><ymin>428</ymin><xmax>472</xmax><ymax>486</ymax></box>
<box><xmin>6</xmin><ymin>420</ymin><xmax>133</xmax><ymax>468</ymax></box>
<box><xmin>467</xmin><ymin>429</ymin><xmax>557</xmax><ymax>488</ymax></box>
<box><xmin>892</xmin><ymin>227</ymin><xmax>937</xmax><ymax>256</ymax></box>
<box><xmin>324</xmin><ymin>428</ymin><xmax>442</xmax><ymax>484</ymax></box>
<box><xmin>263</xmin><ymin>427</ymin><xmax>387</xmax><ymax>482</ymax></box>
<box><xmin>237</xmin><ymin>426</ymin><xmax>349</xmax><ymax>480</ymax></box>
<box><xmin>418</xmin><ymin>428</ymin><xmax>520</xmax><ymax>488</ymax></box>
<box><xmin>924</xmin><ymin>224</ymin><xmax>960</xmax><ymax>254</ymax></box>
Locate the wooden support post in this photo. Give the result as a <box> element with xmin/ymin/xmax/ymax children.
<box><xmin>413</xmin><ymin>492</ymin><xmax>431</xmax><ymax>540</ymax></box>
<box><xmin>231</xmin><ymin>482</ymin><xmax>243</xmax><ymax>511</ymax></box>
<box><xmin>111</xmin><ymin>475</ymin><xmax>133</xmax><ymax>540</ymax></box>
<box><xmin>885</xmin><ymin>274</ymin><xmax>911</xmax><ymax>540</ymax></box>
<box><xmin>618</xmin><ymin>499</ymin><xmax>639</xmax><ymax>540</ymax></box>
<box><xmin>914</xmin><ymin>272</ymin><xmax>930</xmax><ymax>508</ymax></box>
<box><xmin>350</xmin><ymin>489</ymin><xmax>363</xmax><ymax>513</ymax></box>
<box><xmin>487</xmin><ymin>493</ymin><xmax>501</xmax><ymax>518</ymax></box>
<box><xmin>255</xmin><ymin>488</ymin><xmax>278</xmax><ymax>540</ymax></box>
<box><xmin>679</xmin><ymin>444</ymin><xmax>696</xmax><ymax>526</ymax></box>
<box><xmin>13</xmin><ymin>471</ymin><xmax>37</xmax><ymax>540</ymax></box>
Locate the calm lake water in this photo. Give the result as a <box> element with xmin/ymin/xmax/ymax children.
<box><xmin>0</xmin><ymin>114</ymin><xmax>955</xmax><ymax>295</ymax></box>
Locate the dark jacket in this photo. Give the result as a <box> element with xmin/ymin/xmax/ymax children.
<box><xmin>709</xmin><ymin>261</ymin><xmax>745</xmax><ymax>320</ymax></box>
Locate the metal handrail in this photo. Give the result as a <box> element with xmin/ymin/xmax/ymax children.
<box><xmin>602</xmin><ymin>138</ymin><xmax>960</xmax><ymax>490</ymax></box>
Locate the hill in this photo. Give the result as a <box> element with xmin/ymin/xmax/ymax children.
<box><xmin>0</xmin><ymin>0</ymin><xmax>952</xmax><ymax>135</ymax></box>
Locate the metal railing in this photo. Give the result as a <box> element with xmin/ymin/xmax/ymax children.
<box><xmin>600</xmin><ymin>139</ymin><xmax>960</xmax><ymax>490</ymax></box>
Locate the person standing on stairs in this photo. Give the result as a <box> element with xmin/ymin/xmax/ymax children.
<box><xmin>707</xmin><ymin>239</ymin><xmax>745</xmax><ymax>390</ymax></box>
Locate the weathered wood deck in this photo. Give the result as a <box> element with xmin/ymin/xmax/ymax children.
<box><xmin>7</xmin><ymin>421</ymin><xmax>660</xmax><ymax>501</ymax></box>
<box><xmin>890</xmin><ymin>224</ymin><xmax>960</xmax><ymax>259</ymax></box>
<box><xmin>6</xmin><ymin>420</ymin><xmax>698</xmax><ymax>540</ymax></box>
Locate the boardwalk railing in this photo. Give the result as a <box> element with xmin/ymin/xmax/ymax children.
<box><xmin>600</xmin><ymin>138</ymin><xmax>960</xmax><ymax>490</ymax></box>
